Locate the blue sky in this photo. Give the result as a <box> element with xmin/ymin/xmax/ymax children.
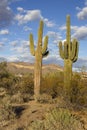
<box><xmin>0</xmin><ymin>0</ymin><xmax>87</xmax><ymax>69</ymax></box>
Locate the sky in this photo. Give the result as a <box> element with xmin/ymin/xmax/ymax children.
<box><xmin>0</xmin><ymin>0</ymin><xmax>87</xmax><ymax>70</ymax></box>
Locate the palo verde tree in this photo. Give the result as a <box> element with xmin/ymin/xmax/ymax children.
<box><xmin>29</xmin><ymin>20</ymin><xmax>49</xmax><ymax>101</ymax></box>
<box><xmin>59</xmin><ymin>15</ymin><xmax>79</xmax><ymax>100</ymax></box>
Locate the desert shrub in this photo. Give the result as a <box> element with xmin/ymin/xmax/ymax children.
<box><xmin>70</xmin><ymin>72</ymin><xmax>87</xmax><ymax>106</ymax></box>
<box><xmin>41</xmin><ymin>72</ymin><xmax>64</xmax><ymax>98</ymax></box>
<box><xmin>10</xmin><ymin>91</ymin><xmax>24</xmax><ymax>104</ymax></box>
<box><xmin>0</xmin><ymin>95</ymin><xmax>15</xmax><ymax>126</ymax></box>
<box><xmin>70</xmin><ymin>72</ymin><xmax>81</xmax><ymax>103</ymax></box>
<box><xmin>37</xmin><ymin>94</ymin><xmax>52</xmax><ymax>103</ymax></box>
<box><xmin>30</xmin><ymin>108</ymin><xmax>85</xmax><ymax>130</ymax></box>
<box><xmin>0</xmin><ymin>62</ymin><xmax>20</xmax><ymax>95</ymax></box>
<box><xmin>0</xmin><ymin>74</ymin><xmax>21</xmax><ymax>97</ymax></box>
<box><xmin>29</xmin><ymin>121</ymin><xmax>44</xmax><ymax>130</ymax></box>
<box><xmin>18</xmin><ymin>74</ymin><xmax>34</xmax><ymax>95</ymax></box>
<box><xmin>0</xmin><ymin>87</ymin><xmax>7</xmax><ymax>98</ymax></box>
<box><xmin>22</xmin><ymin>93</ymin><xmax>34</xmax><ymax>102</ymax></box>
<box><xmin>76</xmin><ymin>78</ymin><xmax>87</xmax><ymax>106</ymax></box>
<box><xmin>0</xmin><ymin>62</ymin><xmax>9</xmax><ymax>79</ymax></box>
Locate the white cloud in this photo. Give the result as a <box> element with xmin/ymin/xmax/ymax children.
<box><xmin>17</xmin><ymin>7</ymin><xmax>24</xmax><ymax>12</ymax></box>
<box><xmin>15</xmin><ymin>8</ymin><xmax>55</xmax><ymax>27</ymax></box>
<box><xmin>10</xmin><ymin>40</ymin><xmax>19</xmax><ymax>46</ymax></box>
<box><xmin>23</xmin><ymin>26</ymin><xmax>32</xmax><ymax>31</ymax></box>
<box><xmin>6</xmin><ymin>53</ymin><xmax>35</xmax><ymax>62</ymax></box>
<box><xmin>60</xmin><ymin>25</ymin><xmax>78</xmax><ymax>31</ymax></box>
<box><xmin>59</xmin><ymin>25</ymin><xmax>66</xmax><ymax>30</ymax></box>
<box><xmin>72</xmin><ymin>26</ymin><xmax>87</xmax><ymax>40</ymax></box>
<box><xmin>77</xmin><ymin>7</ymin><xmax>87</xmax><ymax>20</ymax></box>
<box><xmin>44</xmin><ymin>18</ymin><xmax>55</xmax><ymax>27</ymax></box>
<box><xmin>0</xmin><ymin>29</ymin><xmax>9</xmax><ymax>35</ymax></box>
<box><xmin>10</xmin><ymin>40</ymin><xmax>29</xmax><ymax>54</ymax></box>
<box><xmin>60</xmin><ymin>25</ymin><xmax>87</xmax><ymax>40</ymax></box>
<box><xmin>43</xmin><ymin>54</ymin><xmax>63</xmax><ymax>66</ymax></box>
<box><xmin>76</xmin><ymin>0</ymin><xmax>87</xmax><ymax>20</ymax></box>
<box><xmin>7</xmin><ymin>55</ymin><xmax>19</xmax><ymax>62</ymax></box>
<box><xmin>8</xmin><ymin>39</ymin><xmax>32</xmax><ymax>62</ymax></box>
<box><xmin>15</xmin><ymin>9</ymin><xmax>43</xmax><ymax>24</ymax></box>
<box><xmin>47</xmin><ymin>31</ymin><xmax>62</xmax><ymax>43</ymax></box>
<box><xmin>11</xmin><ymin>45</ymin><xmax>28</xmax><ymax>54</ymax></box>
<box><xmin>4</xmin><ymin>54</ymin><xmax>87</xmax><ymax>68</ymax></box>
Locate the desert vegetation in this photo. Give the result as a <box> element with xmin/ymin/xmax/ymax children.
<box><xmin>0</xmin><ymin>61</ymin><xmax>87</xmax><ymax>130</ymax></box>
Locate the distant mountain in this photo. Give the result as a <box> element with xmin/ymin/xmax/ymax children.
<box><xmin>0</xmin><ymin>57</ymin><xmax>7</xmax><ymax>62</ymax></box>
<box><xmin>7</xmin><ymin>62</ymin><xmax>63</xmax><ymax>74</ymax></box>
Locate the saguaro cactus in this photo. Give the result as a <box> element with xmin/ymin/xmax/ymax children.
<box><xmin>29</xmin><ymin>20</ymin><xmax>49</xmax><ymax>101</ymax></box>
<box><xmin>59</xmin><ymin>15</ymin><xmax>79</xmax><ymax>99</ymax></box>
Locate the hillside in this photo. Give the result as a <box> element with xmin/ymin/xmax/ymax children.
<box><xmin>7</xmin><ymin>62</ymin><xmax>63</xmax><ymax>74</ymax></box>
<box><xmin>7</xmin><ymin>62</ymin><xmax>87</xmax><ymax>80</ymax></box>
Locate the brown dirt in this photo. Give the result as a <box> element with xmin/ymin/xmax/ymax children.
<box><xmin>1</xmin><ymin>100</ymin><xmax>87</xmax><ymax>130</ymax></box>
<box><xmin>1</xmin><ymin>101</ymin><xmax>58</xmax><ymax>130</ymax></box>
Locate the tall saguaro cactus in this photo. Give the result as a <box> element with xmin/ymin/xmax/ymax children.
<box><xmin>29</xmin><ymin>20</ymin><xmax>49</xmax><ymax>101</ymax></box>
<box><xmin>59</xmin><ymin>15</ymin><xmax>79</xmax><ymax>99</ymax></box>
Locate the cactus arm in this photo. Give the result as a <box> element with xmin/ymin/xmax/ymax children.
<box><xmin>59</xmin><ymin>41</ymin><xmax>64</xmax><ymax>59</ymax></box>
<box><xmin>70</xmin><ymin>39</ymin><xmax>77</xmax><ymax>60</ymax></box>
<box><xmin>42</xmin><ymin>50</ymin><xmax>49</xmax><ymax>58</ymax></box>
<box><xmin>29</xmin><ymin>33</ymin><xmax>35</xmax><ymax>56</ymax></box>
<box><xmin>73</xmin><ymin>41</ymin><xmax>79</xmax><ymax>62</ymax></box>
<box><xmin>42</xmin><ymin>36</ymin><xmax>48</xmax><ymax>54</ymax></box>
<box><xmin>64</xmin><ymin>41</ymin><xmax>68</xmax><ymax>59</ymax></box>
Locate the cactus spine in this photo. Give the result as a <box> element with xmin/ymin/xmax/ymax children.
<box><xmin>59</xmin><ymin>15</ymin><xmax>79</xmax><ymax>99</ymax></box>
<box><xmin>29</xmin><ymin>20</ymin><xmax>49</xmax><ymax>101</ymax></box>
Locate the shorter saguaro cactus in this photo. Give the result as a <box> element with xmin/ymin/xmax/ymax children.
<box><xmin>59</xmin><ymin>15</ymin><xmax>79</xmax><ymax>100</ymax></box>
<box><xmin>29</xmin><ymin>20</ymin><xmax>49</xmax><ymax>101</ymax></box>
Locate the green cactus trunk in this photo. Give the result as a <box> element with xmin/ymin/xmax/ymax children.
<box><xmin>64</xmin><ymin>15</ymin><xmax>72</xmax><ymax>99</ymax></box>
<box><xmin>34</xmin><ymin>47</ymin><xmax>42</xmax><ymax>101</ymax></box>
<box><xmin>64</xmin><ymin>59</ymin><xmax>72</xmax><ymax>97</ymax></box>
<box><xmin>29</xmin><ymin>20</ymin><xmax>49</xmax><ymax>102</ymax></box>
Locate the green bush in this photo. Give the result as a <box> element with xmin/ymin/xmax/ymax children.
<box><xmin>18</xmin><ymin>74</ymin><xmax>34</xmax><ymax>95</ymax></box>
<box><xmin>41</xmin><ymin>72</ymin><xmax>64</xmax><ymax>98</ymax></box>
<box><xmin>0</xmin><ymin>62</ymin><xmax>9</xmax><ymax>79</ymax></box>
<box><xmin>77</xmin><ymin>78</ymin><xmax>87</xmax><ymax>106</ymax></box>
<box><xmin>0</xmin><ymin>62</ymin><xmax>19</xmax><ymax>94</ymax></box>
<box><xmin>37</xmin><ymin>93</ymin><xmax>52</xmax><ymax>103</ymax></box>
<box><xmin>70</xmin><ymin>72</ymin><xmax>87</xmax><ymax>106</ymax></box>
<box><xmin>0</xmin><ymin>95</ymin><xmax>15</xmax><ymax>124</ymax></box>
